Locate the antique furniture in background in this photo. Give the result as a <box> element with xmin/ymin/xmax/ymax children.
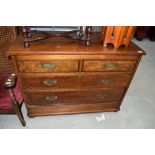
<box><xmin>0</xmin><ymin>26</ymin><xmax>26</xmax><ymax>126</ymax></box>
<box><xmin>6</xmin><ymin>30</ymin><xmax>145</xmax><ymax>117</ymax></box>
<box><xmin>102</xmin><ymin>26</ymin><xmax>136</xmax><ymax>48</ymax></box>
<box><xmin>148</xmin><ymin>26</ymin><xmax>155</xmax><ymax>41</ymax></box>
<box><xmin>21</xmin><ymin>26</ymin><xmax>92</xmax><ymax>48</ymax></box>
<box><xmin>134</xmin><ymin>26</ymin><xmax>150</xmax><ymax>41</ymax></box>
<box><xmin>134</xmin><ymin>26</ymin><xmax>155</xmax><ymax>41</ymax></box>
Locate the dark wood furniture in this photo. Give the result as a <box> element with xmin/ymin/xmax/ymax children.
<box><xmin>21</xmin><ymin>26</ymin><xmax>92</xmax><ymax>48</ymax></box>
<box><xmin>6</xmin><ymin>33</ymin><xmax>145</xmax><ymax>117</ymax></box>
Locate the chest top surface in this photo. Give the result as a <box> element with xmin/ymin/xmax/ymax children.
<box><xmin>7</xmin><ymin>33</ymin><xmax>145</xmax><ymax>56</ymax></box>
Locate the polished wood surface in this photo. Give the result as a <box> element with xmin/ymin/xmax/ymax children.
<box><xmin>21</xmin><ymin>73</ymin><xmax>131</xmax><ymax>90</ymax></box>
<box><xmin>27</xmin><ymin>102</ymin><xmax>120</xmax><ymax>117</ymax></box>
<box><xmin>79</xmin><ymin>73</ymin><xmax>131</xmax><ymax>88</ymax></box>
<box><xmin>7</xmin><ymin>33</ymin><xmax>145</xmax><ymax>117</ymax></box>
<box><xmin>24</xmin><ymin>87</ymin><xmax>124</xmax><ymax>106</ymax></box>
<box><xmin>83</xmin><ymin>60</ymin><xmax>136</xmax><ymax>72</ymax></box>
<box><xmin>17</xmin><ymin>60</ymin><xmax>79</xmax><ymax>73</ymax></box>
<box><xmin>15</xmin><ymin>55</ymin><xmax>140</xmax><ymax>60</ymax></box>
<box><xmin>21</xmin><ymin>74</ymin><xmax>79</xmax><ymax>89</ymax></box>
<box><xmin>7</xmin><ymin>33</ymin><xmax>145</xmax><ymax>55</ymax></box>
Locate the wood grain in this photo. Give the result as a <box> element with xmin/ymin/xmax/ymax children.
<box><xmin>79</xmin><ymin>73</ymin><xmax>131</xmax><ymax>88</ymax></box>
<box><xmin>27</xmin><ymin>102</ymin><xmax>120</xmax><ymax>116</ymax></box>
<box><xmin>21</xmin><ymin>73</ymin><xmax>131</xmax><ymax>90</ymax></box>
<box><xmin>7</xmin><ymin>33</ymin><xmax>145</xmax><ymax>56</ymax></box>
<box><xmin>21</xmin><ymin>75</ymin><xmax>79</xmax><ymax>90</ymax></box>
<box><xmin>83</xmin><ymin>60</ymin><xmax>136</xmax><ymax>72</ymax></box>
<box><xmin>24</xmin><ymin>88</ymin><xmax>125</xmax><ymax>106</ymax></box>
<box><xmin>17</xmin><ymin>60</ymin><xmax>79</xmax><ymax>73</ymax></box>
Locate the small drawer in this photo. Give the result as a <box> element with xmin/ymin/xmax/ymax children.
<box><xmin>79</xmin><ymin>73</ymin><xmax>131</xmax><ymax>88</ymax></box>
<box><xmin>21</xmin><ymin>75</ymin><xmax>79</xmax><ymax>90</ymax></box>
<box><xmin>17</xmin><ymin>60</ymin><xmax>79</xmax><ymax>73</ymax></box>
<box><xmin>25</xmin><ymin>88</ymin><xmax>124</xmax><ymax>106</ymax></box>
<box><xmin>83</xmin><ymin>60</ymin><xmax>136</xmax><ymax>72</ymax></box>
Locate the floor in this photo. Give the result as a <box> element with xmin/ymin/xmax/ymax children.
<box><xmin>0</xmin><ymin>38</ymin><xmax>155</xmax><ymax>129</ymax></box>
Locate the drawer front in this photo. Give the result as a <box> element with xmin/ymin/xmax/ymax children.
<box><xmin>25</xmin><ymin>88</ymin><xmax>124</xmax><ymax>106</ymax></box>
<box><xmin>25</xmin><ymin>91</ymin><xmax>79</xmax><ymax>105</ymax></box>
<box><xmin>79</xmin><ymin>73</ymin><xmax>131</xmax><ymax>88</ymax></box>
<box><xmin>21</xmin><ymin>75</ymin><xmax>79</xmax><ymax>90</ymax></box>
<box><xmin>17</xmin><ymin>60</ymin><xmax>79</xmax><ymax>73</ymax></box>
<box><xmin>83</xmin><ymin>60</ymin><xmax>136</xmax><ymax>72</ymax></box>
<box><xmin>78</xmin><ymin>88</ymin><xmax>124</xmax><ymax>103</ymax></box>
<box><xmin>21</xmin><ymin>73</ymin><xmax>131</xmax><ymax>90</ymax></box>
<box><xmin>27</xmin><ymin>102</ymin><xmax>120</xmax><ymax>116</ymax></box>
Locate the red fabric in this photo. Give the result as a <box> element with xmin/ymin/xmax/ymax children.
<box><xmin>0</xmin><ymin>74</ymin><xmax>23</xmax><ymax>110</ymax></box>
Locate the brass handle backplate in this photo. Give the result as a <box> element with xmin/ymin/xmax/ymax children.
<box><xmin>96</xmin><ymin>93</ymin><xmax>108</xmax><ymax>99</ymax></box>
<box><xmin>104</xmin><ymin>63</ymin><xmax>117</xmax><ymax>70</ymax></box>
<box><xmin>42</xmin><ymin>63</ymin><xmax>56</xmax><ymax>70</ymax></box>
<box><xmin>43</xmin><ymin>80</ymin><xmax>57</xmax><ymax>86</ymax></box>
<box><xmin>45</xmin><ymin>96</ymin><xmax>58</xmax><ymax>101</ymax></box>
<box><xmin>101</xmin><ymin>79</ymin><xmax>112</xmax><ymax>84</ymax></box>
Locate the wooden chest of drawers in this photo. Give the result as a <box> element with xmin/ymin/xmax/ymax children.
<box><xmin>7</xmin><ymin>35</ymin><xmax>145</xmax><ymax>117</ymax></box>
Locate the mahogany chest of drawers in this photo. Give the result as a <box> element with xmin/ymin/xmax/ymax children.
<box><xmin>7</xmin><ymin>35</ymin><xmax>145</xmax><ymax>117</ymax></box>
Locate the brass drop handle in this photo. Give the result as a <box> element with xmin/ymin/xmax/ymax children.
<box><xmin>42</xmin><ymin>63</ymin><xmax>56</xmax><ymax>70</ymax></box>
<box><xmin>96</xmin><ymin>93</ymin><xmax>108</xmax><ymax>99</ymax></box>
<box><xmin>45</xmin><ymin>96</ymin><xmax>58</xmax><ymax>101</ymax></box>
<box><xmin>103</xmin><ymin>63</ymin><xmax>117</xmax><ymax>70</ymax></box>
<box><xmin>101</xmin><ymin>79</ymin><xmax>112</xmax><ymax>84</ymax></box>
<box><xmin>43</xmin><ymin>80</ymin><xmax>57</xmax><ymax>86</ymax></box>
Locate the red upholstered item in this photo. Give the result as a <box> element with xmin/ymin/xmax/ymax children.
<box><xmin>0</xmin><ymin>74</ymin><xmax>23</xmax><ymax>110</ymax></box>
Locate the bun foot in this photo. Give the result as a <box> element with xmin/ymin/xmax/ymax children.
<box><xmin>27</xmin><ymin>113</ymin><xmax>35</xmax><ymax>118</ymax></box>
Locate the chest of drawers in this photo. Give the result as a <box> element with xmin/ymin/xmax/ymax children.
<box><xmin>7</xmin><ymin>35</ymin><xmax>145</xmax><ymax>117</ymax></box>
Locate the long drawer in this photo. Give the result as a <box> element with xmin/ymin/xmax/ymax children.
<box><xmin>21</xmin><ymin>73</ymin><xmax>131</xmax><ymax>90</ymax></box>
<box><xmin>17</xmin><ymin>60</ymin><xmax>79</xmax><ymax>73</ymax></box>
<box><xmin>24</xmin><ymin>88</ymin><xmax>125</xmax><ymax>106</ymax></box>
<box><xmin>83</xmin><ymin>60</ymin><xmax>136</xmax><ymax>72</ymax></box>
